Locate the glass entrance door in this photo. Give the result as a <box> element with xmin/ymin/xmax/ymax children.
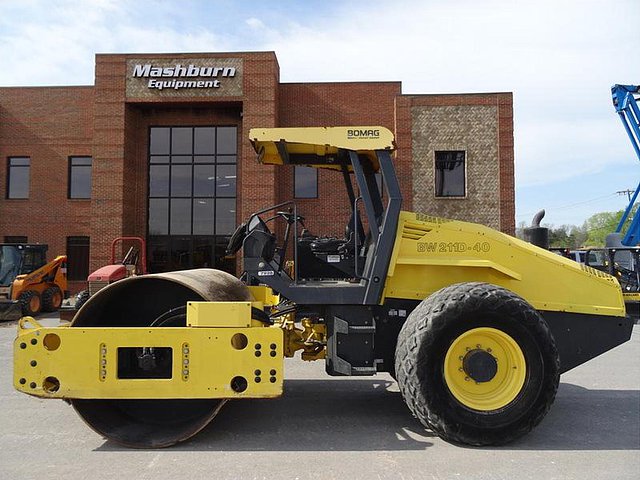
<box><xmin>147</xmin><ymin>126</ymin><xmax>237</xmax><ymax>274</ymax></box>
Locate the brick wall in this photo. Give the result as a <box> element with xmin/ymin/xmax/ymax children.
<box><xmin>412</xmin><ymin>103</ymin><xmax>500</xmax><ymax>228</ymax></box>
<box><xmin>0</xmin><ymin>86</ymin><xmax>94</xmax><ymax>292</ymax></box>
<box><xmin>402</xmin><ymin>93</ymin><xmax>514</xmax><ymax>234</ymax></box>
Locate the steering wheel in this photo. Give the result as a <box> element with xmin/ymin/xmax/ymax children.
<box><xmin>276</xmin><ymin>211</ymin><xmax>305</xmax><ymax>226</ymax></box>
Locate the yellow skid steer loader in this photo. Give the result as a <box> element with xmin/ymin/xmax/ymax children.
<box><xmin>1</xmin><ymin>244</ymin><xmax>67</xmax><ymax>321</ymax></box>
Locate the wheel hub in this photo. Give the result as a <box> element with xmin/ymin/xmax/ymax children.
<box><xmin>463</xmin><ymin>349</ymin><xmax>498</xmax><ymax>383</ymax></box>
<box><xmin>443</xmin><ymin>327</ymin><xmax>527</xmax><ymax>411</ymax></box>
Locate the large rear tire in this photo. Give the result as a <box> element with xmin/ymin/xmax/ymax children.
<box><xmin>73</xmin><ymin>290</ymin><xmax>90</xmax><ymax>311</ymax></box>
<box><xmin>42</xmin><ymin>286</ymin><xmax>63</xmax><ymax>312</ymax></box>
<box><xmin>19</xmin><ymin>290</ymin><xmax>41</xmax><ymax>316</ymax></box>
<box><xmin>70</xmin><ymin>269</ymin><xmax>252</xmax><ymax>448</ymax></box>
<box><xmin>395</xmin><ymin>282</ymin><xmax>559</xmax><ymax>446</ymax></box>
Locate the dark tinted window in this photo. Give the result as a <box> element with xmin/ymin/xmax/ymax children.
<box><xmin>69</xmin><ymin>157</ymin><xmax>92</xmax><ymax>199</ymax></box>
<box><xmin>149</xmin><ymin>199</ymin><xmax>169</xmax><ymax>235</ymax></box>
<box><xmin>215</xmin><ymin>237</ymin><xmax>235</xmax><ymax>272</ymax></box>
<box><xmin>148</xmin><ymin>126</ymin><xmax>238</xmax><ymax>274</ymax></box>
<box><xmin>194</xmin><ymin>155</ymin><xmax>216</xmax><ymax>164</ymax></box>
<box><xmin>216</xmin><ymin>127</ymin><xmax>237</xmax><ymax>154</ymax></box>
<box><xmin>150</xmin><ymin>128</ymin><xmax>170</xmax><ymax>155</ymax></box>
<box><xmin>0</xmin><ymin>246</ymin><xmax>22</xmax><ymax>286</ymax></box>
<box><xmin>148</xmin><ymin>237</ymin><xmax>169</xmax><ymax>273</ymax></box>
<box><xmin>435</xmin><ymin>151</ymin><xmax>466</xmax><ymax>197</ymax></box>
<box><xmin>216</xmin><ymin>198</ymin><xmax>236</xmax><ymax>235</ymax></box>
<box><xmin>294</xmin><ymin>166</ymin><xmax>318</xmax><ymax>198</ymax></box>
<box><xmin>170</xmin><ymin>165</ymin><xmax>192</xmax><ymax>197</ymax></box>
<box><xmin>194</xmin><ymin>127</ymin><xmax>215</xmax><ymax>154</ymax></box>
<box><xmin>172</xmin><ymin>155</ymin><xmax>191</xmax><ymax>164</ymax></box>
<box><xmin>216</xmin><ymin>165</ymin><xmax>236</xmax><ymax>197</ymax></box>
<box><xmin>7</xmin><ymin>157</ymin><xmax>30</xmax><ymax>199</ymax></box>
<box><xmin>193</xmin><ymin>165</ymin><xmax>215</xmax><ymax>197</ymax></box>
<box><xmin>149</xmin><ymin>165</ymin><xmax>170</xmax><ymax>197</ymax></box>
<box><xmin>170</xmin><ymin>236</ymin><xmax>192</xmax><ymax>270</ymax></box>
<box><xmin>171</xmin><ymin>127</ymin><xmax>192</xmax><ymax>154</ymax></box>
<box><xmin>67</xmin><ymin>236</ymin><xmax>90</xmax><ymax>281</ymax></box>
<box><xmin>194</xmin><ymin>237</ymin><xmax>214</xmax><ymax>268</ymax></box>
<box><xmin>21</xmin><ymin>248</ymin><xmax>47</xmax><ymax>273</ymax></box>
<box><xmin>170</xmin><ymin>199</ymin><xmax>192</xmax><ymax>235</ymax></box>
<box><xmin>193</xmin><ymin>199</ymin><xmax>215</xmax><ymax>235</ymax></box>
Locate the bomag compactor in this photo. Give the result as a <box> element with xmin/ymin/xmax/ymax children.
<box><xmin>14</xmin><ymin>127</ymin><xmax>633</xmax><ymax>448</ymax></box>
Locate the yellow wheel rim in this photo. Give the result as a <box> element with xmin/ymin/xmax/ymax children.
<box><xmin>30</xmin><ymin>296</ymin><xmax>40</xmax><ymax>312</ymax></box>
<box><xmin>444</xmin><ymin>327</ymin><xmax>526</xmax><ymax>411</ymax></box>
<box><xmin>52</xmin><ymin>291</ymin><xmax>62</xmax><ymax>309</ymax></box>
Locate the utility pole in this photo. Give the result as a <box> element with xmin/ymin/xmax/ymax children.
<box><xmin>616</xmin><ymin>189</ymin><xmax>634</xmax><ymax>201</ymax></box>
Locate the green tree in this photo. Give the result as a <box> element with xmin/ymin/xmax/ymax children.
<box><xmin>584</xmin><ymin>204</ymin><xmax>638</xmax><ymax>246</ymax></box>
<box><xmin>546</xmin><ymin>224</ymin><xmax>588</xmax><ymax>249</ymax></box>
<box><xmin>516</xmin><ymin>222</ymin><xmax>587</xmax><ymax>249</ymax></box>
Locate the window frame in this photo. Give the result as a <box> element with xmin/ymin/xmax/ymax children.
<box><xmin>147</xmin><ymin>125</ymin><xmax>238</xmax><ymax>273</ymax></box>
<box><xmin>434</xmin><ymin>150</ymin><xmax>467</xmax><ymax>198</ymax></box>
<box><xmin>6</xmin><ymin>157</ymin><xmax>31</xmax><ymax>199</ymax></box>
<box><xmin>293</xmin><ymin>165</ymin><xmax>319</xmax><ymax>199</ymax></box>
<box><xmin>68</xmin><ymin>156</ymin><xmax>93</xmax><ymax>199</ymax></box>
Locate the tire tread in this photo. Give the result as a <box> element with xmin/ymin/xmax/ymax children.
<box><xmin>395</xmin><ymin>282</ymin><xmax>560</xmax><ymax>446</ymax></box>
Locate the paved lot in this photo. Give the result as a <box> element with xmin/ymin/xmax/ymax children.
<box><xmin>0</xmin><ymin>316</ymin><xmax>638</xmax><ymax>480</ymax></box>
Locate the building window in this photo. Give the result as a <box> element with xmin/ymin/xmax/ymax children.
<box><xmin>69</xmin><ymin>157</ymin><xmax>92</xmax><ymax>199</ymax></box>
<box><xmin>294</xmin><ymin>166</ymin><xmax>318</xmax><ymax>198</ymax></box>
<box><xmin>4</xmin><ymin>236</ymin><xmax>27</xmax><ymax>243</ymax></box>
<box><xmin>435</xmin><ymin>151</ymin><xmax>466</xmax><ymax>197</ymax></box>
<box><xmin>67</xmin><ymin>236</ymin><xmax>90</xmax><ymax>281</ymax></box>
<box><xmin>148</xmin><ymin>126</ymin><xmax>237</xmax><ymax>273</ymax></box>
<box><xmin>7</xmin><ymin>157</ymin><xmax>30</xmax><ymax>199</ymax></box>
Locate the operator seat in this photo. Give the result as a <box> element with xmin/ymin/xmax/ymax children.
<box><xmin>307</xmin><ymin>216</ymin><xmax>358</xmax><ymax>256</ymax></box>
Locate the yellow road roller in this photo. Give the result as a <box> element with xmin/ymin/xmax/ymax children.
<box><xmin>14</xmin><ymin>127</ymin><xmax>633</xmax><ymax>448</ymax></box>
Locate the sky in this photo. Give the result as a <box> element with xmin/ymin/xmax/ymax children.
<box><xmin>1</xmin><ymin>0</ymin><xmax>639</xmax><ymax>227</ymax></box>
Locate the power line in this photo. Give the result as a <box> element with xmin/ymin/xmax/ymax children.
<box><xmin>616</xmin><ymin>189</ymin><xmax>634</xmax><ymax>201</ymax></box>
<box><xmin>516</xmin><ymin>193</ymin><xmax>619</xmax><ymax>219</ymax></box>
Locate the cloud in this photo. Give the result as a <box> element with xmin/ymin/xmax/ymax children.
<box><xmin>245</xmin><ymin>17</ymin><xmax>265</xmax><ymax>30</ymax></box>
<box><xmin>0</xmin><ymin>0</ymin><xmax>232</xmax><ymax>85</ymax></box>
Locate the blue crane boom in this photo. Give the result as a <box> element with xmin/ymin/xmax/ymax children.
<box><xmin>612</xmin><ymin>84</ymin><xmax>640</xmax><ymax>246</ymax></box>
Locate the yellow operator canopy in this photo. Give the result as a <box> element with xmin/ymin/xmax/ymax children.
<box><xmin>249</xmin><ymin>126</ymin><xmax>395</xmax><ymax>172</ymax></box>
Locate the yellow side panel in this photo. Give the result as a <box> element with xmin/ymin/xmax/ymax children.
<box><xmin>187</xmin><ymin>301</ymin><xmax>252</xmax><ymax>327</ymax></box>
<box><xmin>248</xmin><ymin>285</ymin><xmax>280</xmax><ymax>306</ymax></box>
<box><xmin>14</xmin><ymin>324</ymin><xmax>283</xmax><ymax>400</ymax></box>
<box><xmin>383</xmin><ymin>212</ymin><xmax>625</xmax><ymax>317</ymax></box>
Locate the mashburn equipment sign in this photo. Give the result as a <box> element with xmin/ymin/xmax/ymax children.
<box><xmin>126</xmin><ymin>58</ymin><xmax>243</xmax><ymax>98</ymax></box>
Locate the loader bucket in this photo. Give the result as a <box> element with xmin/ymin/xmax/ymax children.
<box><xmin>0</xmin><ymin>300</ymin><xmax>22</xmax><ymax>322</ymax></box>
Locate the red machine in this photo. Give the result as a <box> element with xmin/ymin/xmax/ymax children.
<box><xmin>72</xmin><ymin>237</ymin><xmax>147</xmax><ymax>311</ymax></box>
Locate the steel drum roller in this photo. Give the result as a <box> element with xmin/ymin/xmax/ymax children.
<box><xmin>70</xmin><ymin>269</ymin><xmax>252</xmax><ymax>448</ymax></box>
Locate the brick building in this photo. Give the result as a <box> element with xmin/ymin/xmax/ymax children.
<box><xmin>0</xmin><ymin>51</ymin><xmax>514</xmax><ymax>292</ymax></box>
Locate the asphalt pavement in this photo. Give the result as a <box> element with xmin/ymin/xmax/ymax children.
<box><xmin>0</xmin><ymin>316</ymin><xmax>638</xmax><ymax>480</ymax></box>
